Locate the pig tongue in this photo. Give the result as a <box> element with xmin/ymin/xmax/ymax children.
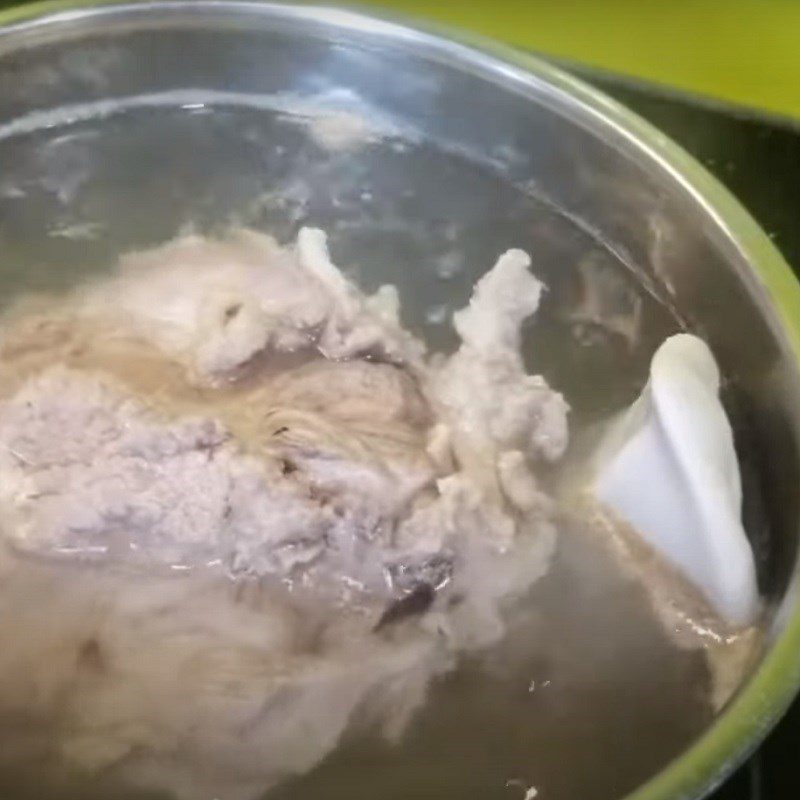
<box><xmin>591</xmin><ymin>333</ymin><xmax>759</xmax><ymax>627</ymax></box>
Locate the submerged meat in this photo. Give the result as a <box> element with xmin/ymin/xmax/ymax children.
<box><xmin>0</xmin><ymin>227</ymin><xmax>567</xmax><ymax>800</ymax></box>
<box><xmin>77</xmin><ymin>227</ymin><xmax>424</xmax><ymax>381</ymax></box>
<box><xmin>0</xmin><ymin>362</ymin><xmax>438</xmax><ymax>592</ymax></box>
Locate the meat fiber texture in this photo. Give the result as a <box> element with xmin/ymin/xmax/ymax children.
<box><xmin>0</xmin><ymin>228</ymin><xmax>568</xmax><ymax>800</ymax></box>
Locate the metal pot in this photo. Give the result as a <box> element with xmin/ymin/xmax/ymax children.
<box><xmin>0</xmin><ymin>3</ymin><xmax>799</xmax><ymax>799</ymax></box>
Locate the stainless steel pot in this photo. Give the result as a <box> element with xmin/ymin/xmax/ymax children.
<box><xmin>0</xmin><ymin>3</ymin><xmax>799</xmax><ymax>799</ymax></box>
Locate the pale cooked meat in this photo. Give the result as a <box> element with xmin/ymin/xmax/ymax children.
<box><xmin>0</xmin><ymin>227</ymin><xmax>568</xmax><ymax>800</ymax></box>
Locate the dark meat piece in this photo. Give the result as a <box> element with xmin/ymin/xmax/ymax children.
<box><xmin>387</xmin><ymin>553</ymin><xmax>453</xmax><ymax>594</ymax></box>
<box><xmin>373</xmin><ymin>583</ymin><xmax>436</xmax><ymax>633</ymax></box>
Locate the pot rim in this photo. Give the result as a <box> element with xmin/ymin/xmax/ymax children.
<box><xmin>1</xmin><ymin>2</ymin><xmax>799</xmax><ymax>798</ymax></box>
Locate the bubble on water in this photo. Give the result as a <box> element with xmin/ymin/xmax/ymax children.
<box><xmin>0</xmin><ymin>182</ymin><xmax>25</xmax><ymax>199</ymax></box>
<box><xmin>425</xmin><ymin>304</ymin><xmax>449</xmax><ymax>326</ymax></box>
<box><xmin>305</xmin><ymin>111</ymin><xmax>376</xmax><ymax>152</ymax></box>
<box><xmin>443</xmin><ymin>222</ymin><xmax>459</xmax><ymax>243</ymax></box>
<box><xmin>526</xmin><ymin>678</ymin><xmax>551</xmax><ymax>694</ymax></box>
<box><xmin>436</xmin><ymin>251</ymin><xmax>463</xmax><ymax>281</ymax></box>
<box><xmin>48</xmin><ymin>221</ymin><xmax>106</xmax><ymax>240</ymax></box>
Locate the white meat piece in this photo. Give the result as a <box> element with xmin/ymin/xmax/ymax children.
<box><xmin>0</xmin><ymin>364</ymin><xmax>450</xmax><ymax>597</ymax></box>
<box><xmin>434</xmin><ymin>249</ymin><xmax>569</xmax><ymax>465</ymax></box>
<box><xmin>0</xmin><ymin>560</ymin><xmax>443</xmax><ymax>800</ymax></box>
<box><xmin>0</xmin><ymin>366</ymin><xmax>324</xmax><ymax>572</ymax></box>
<box><xmin>430</xmin><ymin>248</ymin><xmax>569</xmax><ymax>497</ymax></box>
<box><xmin>0</xmin><ymin>229</ymin><xmax>567</xmax><ymax>800</ymax></box>
<box><xmin>80</xmin><ymin>227</ymin><xmax>424</xmax><ymax>383</ymax></box>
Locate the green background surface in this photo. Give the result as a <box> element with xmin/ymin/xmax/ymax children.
<box><xmin>0</xmin><ymin>0</ymin><xmax>797</xmax><ymax>119</ymax></box>
<box><xmin>368</xmin><ymin>0</ymin><xmax>800</xmax><ymax>120</ymax></box>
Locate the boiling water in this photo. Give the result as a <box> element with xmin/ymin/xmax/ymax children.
<box><xmin>0</xmin><ymin>97</ymin><xmax>721</xmax><ymax>800</ymax></box>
